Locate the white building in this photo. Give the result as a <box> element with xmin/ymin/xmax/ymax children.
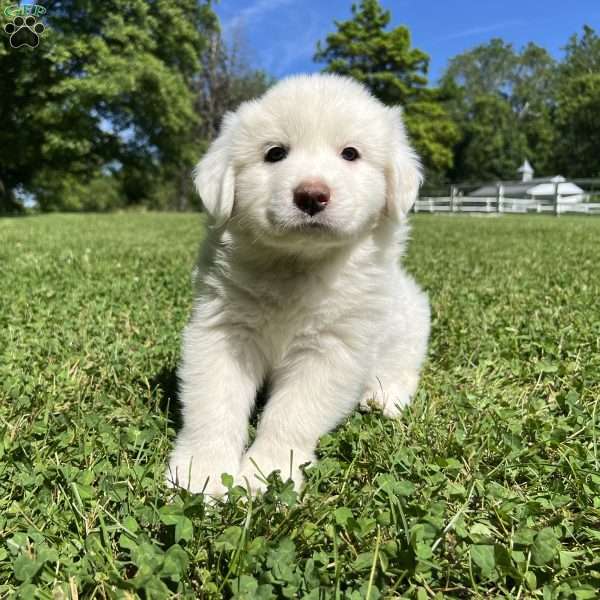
<box><xmin>470</xmin><ymin>160</ymin><xmax>586</xmax><ymax>204</ymax></box>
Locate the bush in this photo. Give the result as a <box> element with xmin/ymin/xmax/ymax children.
<box><xmin>33</xmin><ymin>173</ymin><xmax>124</xmax><ymax>212</ymax></box>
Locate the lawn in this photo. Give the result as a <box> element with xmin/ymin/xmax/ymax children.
<box><xmin>1</xmin><ymin>213</ymin><xmax>599</xmax><ymax>599</ymax></box>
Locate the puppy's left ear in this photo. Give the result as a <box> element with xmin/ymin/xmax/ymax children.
<box><xmin>385</xmin><ymin>107</ymin><xmax>423</xmax><ymax>220</ymax></box>
<box><xmin>193</xmin><ymin>112</ymin><xmax>237</xmax><ymax>227</ymax></box>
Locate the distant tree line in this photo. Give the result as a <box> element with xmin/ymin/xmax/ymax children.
<box><xmin>316</xmin><ymin>1</ymin><xmax>600</xmax><ymax>190</ymax></box>
<box><xmin>0</xmin><ymin>0</ymin><xmax>269</xmax><ymax>213</ymax></box>
<box><xmin>1</xmin><ymin>0</ymin><xmax>598</xmax><ymax>213</ymax></box>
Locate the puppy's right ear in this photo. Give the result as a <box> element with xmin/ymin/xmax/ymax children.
<box><xmin>193</xmin><ymin>112</ymin><xmax>237</xmax><ymax>227</ymax></box>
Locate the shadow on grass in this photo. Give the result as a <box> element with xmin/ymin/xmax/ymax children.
<box><xmin>151</xmin><ymin>366</ymin><xmax>183</xmax><ymax>432</ymax></box>
<box><xmin>151</xmin><ymin>365</ymin><xmax>271</xmax><ymax>435</ymax></box>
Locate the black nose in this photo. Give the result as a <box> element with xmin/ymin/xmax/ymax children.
<box><xmin>293</xmin><ymin>181</ymin><xmax>330</xmax><ymax>216</ymax></box>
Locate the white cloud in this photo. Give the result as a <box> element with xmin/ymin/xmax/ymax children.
<box><xmin>439</xmin><ymin>20</ymin><xmax>524</xmax><ymax>42</ymax></box>
<box><xmin>223</xmin><ymin>0</ymin><xmax>296</xmax><ymax>31</ymax></box>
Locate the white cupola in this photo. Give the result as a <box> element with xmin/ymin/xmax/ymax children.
<box><xmin>517</xmin><ymin>159</ymin><xmax>534</xmax><ymax>182</ymax></box>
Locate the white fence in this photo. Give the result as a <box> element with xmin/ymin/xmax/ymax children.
<box><xmin>414</xmin><ymin>196</ymin><xmax>600</xmax><ymax>216</ymax></box>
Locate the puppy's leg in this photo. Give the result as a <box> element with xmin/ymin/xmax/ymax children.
<box><xmin>360</xmin><ymin>274</ymin><xmax>430</xmax><ymax>418</ymax></box>
<box><xmin>167</xmin><ymin>322</ymin><xmax>265</xmax><ymax>497</ymax></box>
<box><xmin>237</xmin><ymin>344</ymin><xmax>366</xmax><ymax>493</ymax></box>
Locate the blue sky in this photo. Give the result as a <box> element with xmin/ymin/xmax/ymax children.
<box><xmin>214</xmin><ymin>0</ymin><xmax>600</xmax><ymax>84</ymax></box>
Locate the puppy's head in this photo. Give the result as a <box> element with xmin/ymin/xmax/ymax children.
<box><xmin>194</xmin><ymin>74</ymin><xmax>421</xmax><ymax>248</ymax></box>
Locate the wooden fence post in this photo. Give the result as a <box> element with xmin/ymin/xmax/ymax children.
<box><xmin>554</xmin><ymin>181</ymin><xmax>560</xmax><ymax>216</ymax></box>
<box><xmin>450</xmin><ymin>185</ymin><xmax>457</xmax><ymax>213</ymax></box>
<box><xmin>496</xmin><ymin>183</ymin><xmax>503</xmax><ymax>213</ymax></box>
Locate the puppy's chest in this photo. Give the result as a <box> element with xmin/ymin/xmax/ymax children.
<box><xmin>230</xmin><ymin>272</ymin><xmax>341</xmax><ymax>325</ymax></box>
<box><xmin>221</xmin><ymin>267</ymin><xmax>379</xmax><ymax>350</ymax></box>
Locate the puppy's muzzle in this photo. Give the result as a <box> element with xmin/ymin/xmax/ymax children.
<box><xmin>293</xmin><ymin>181</ymin><xmax>330</xmax><ymax>216</ymax></box>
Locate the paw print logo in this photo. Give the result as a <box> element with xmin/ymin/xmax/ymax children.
<box><xmin>4</xmin><ymin>15</ymin><xmax>45</xmax><ymax>48</ymax></box>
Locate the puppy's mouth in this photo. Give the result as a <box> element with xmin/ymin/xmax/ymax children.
<box><xmin>266</xmin><ymin>209</ymin><xmax>333</xmax><ymax>233</ymax></box>
<box><xmin>279</xmin><ymin>218</ymin><xmax>337</xmax><ymax>236</ymax></box>
<box><xmin>265</xmin><ymin>217</ymin><xmax>351</xmax><ymax>249</ymax></box>
<box><xmin>296</xmin><ymin>220</ymin><xmax>330</xmax><ymax>231</ymax></box>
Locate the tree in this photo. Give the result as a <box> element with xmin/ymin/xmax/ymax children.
<box><xmin>0</xmin><ymin>0</ymin><xmax>217</xmax><ymax>212</ymax></box>
<box><xmin>456</xmin><ymin>95</ymin><xmax>529</xmax><ymax>182</ymax></box>
<box><xmin>554</xmin><ymin>26</ymin><xmax>600</xmax><ymax>177</ymax></box>
<box><xmin>561</xmin><ymin>24</ymin><xmax>600</xmax><ymax>77</ymax></box>
<box><xmin>196</xmin><ymin>25</ymin><xmax>272</xmax><ymax>145</ymax></box>
<box><xmin>441</xmin><ymin>39</ymin><xmax>556</xmax><ymax>181</ymax></box>
<box><xmin>314</xmin><ymin>0</ymin><xmax>459</xmax><ymax>181</ymax></box>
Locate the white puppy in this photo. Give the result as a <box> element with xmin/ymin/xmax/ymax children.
<box><xmin>167</xmin><ymin>74</ymin><xmax>430</xmax><ymax>496</ymax></box>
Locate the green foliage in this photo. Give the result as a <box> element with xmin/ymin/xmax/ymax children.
<box><xmin>1</xmin><ymin>213</ymin><xmax>600</xmax><ymax>597</ymax></box>
<box><xmin>315</xmin><ymin>0</ymin><xmax>459</xmax><ymax>179</ymax></box>
<box><xmin>554</xmin><ymin>73</ymin><xmax>600</xmax><ymax>178</ymax></box>
<box><xmin>315</xmin><ymin>0</ymin><xmax>428</xmax><ymax>104</ymax></box>
<box><xmin>442</xmin><ymin>26</ymin><xmax>600</xmax><ymax>181</ymax></box>
<box><xmin>561</xmin><ymin>24</ymin><xmax>600</xmax><ymax>77</ymax></box>
<box><xmin>3</xmin><ymin>0</ymin><xmax>597</xmax><ymax>211</ymax></box>
<box><xmin>454</xmin><ymin>94</ymin><xmax>529</xmax><ymax>182</ymax></box>
<box><xmin>33</xmin><ymin>172</ymin><xmax>124</xmax><ymax>212</ymax></box>
<box><xmin>0</xmin><ymin>0</ymin><xmax>217</xmax><ymax>211</ymax></box>
<box><xmin>441</xmin><ymin>39</ymin><xmax>557</xmax><ymax>181</ymax></box>
<box><xmin>554</xmin><ymin>26</ymin><xmax>600</xmax><ymax>177</ymax></box>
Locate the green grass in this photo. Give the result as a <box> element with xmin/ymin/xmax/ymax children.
<box><xmin>1</xmin><ymin>213</ymin><xmax>599</xmax><ymax>599</ymax></box>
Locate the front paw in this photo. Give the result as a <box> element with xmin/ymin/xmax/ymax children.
<box><xmin>359</xmin><ymin>384</ymin><xmax>412</xmax><ymax>419</ymax></box>
<box><xmin>166</xmin><ymin>444</ymin><xmax>239</xmax><ymax>497</ymax></box>
<box><xmin>237</xmin><ymin>444</ymin><xmax>314</xmax><ymax>495</ymax></box>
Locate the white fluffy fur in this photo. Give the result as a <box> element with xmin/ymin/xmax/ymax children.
<box><xmin>167</xmin><ymin>74</ymin><xmax>430</xmax><ymax>496</ymax></box>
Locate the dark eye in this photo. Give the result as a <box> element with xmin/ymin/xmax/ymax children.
<box><xmin>265</xmin><ymin>146</ymin><xmax>287</xmax><ymax>163</ymax></box>
<box><xmin>341</xmin><ymin>147</ymin><xmax>360</xmax><ymax>161</ymax></box>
